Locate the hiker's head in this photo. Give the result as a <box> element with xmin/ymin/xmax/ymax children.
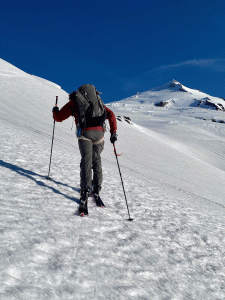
<box><xmin>69</xmin><ymin>91</ymin><xmax>76</xmax><ymax>101</ymax></box>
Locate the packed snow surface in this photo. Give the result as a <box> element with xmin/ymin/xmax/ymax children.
<box><xmin>1</xmin><ymin>59</ymin><xmax>225</xmax><ymax>299</ymax></box>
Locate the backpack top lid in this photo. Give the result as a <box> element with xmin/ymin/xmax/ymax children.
<box><xmin>69</xmin><ymin>84</ymin><xmax>101</xmax><ymax>101</ymax></box>
<box><xmin>78</xmin><ymin>84</ymin><xmax>99</xmax><ymax>99</ymax></box>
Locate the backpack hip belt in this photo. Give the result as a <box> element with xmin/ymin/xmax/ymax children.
<box><xmin>78</xmin><ymin>135</ymin><xmax>105</xmax><ymax>145</ymax></box>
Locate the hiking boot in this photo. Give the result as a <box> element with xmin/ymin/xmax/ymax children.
<box><xmin>92</xmin><ymin>185</ymin><xmax>102</xmax><ymax>206</ymax></box>
<box><xmin>92</xmin><ymin>185</ymin><xmax>101</xmax><ymax>197</ymax></box>
<box><xmin>80</xmin><ymin>186</ymin><xmax>90</xmax><ymax>202</ymax></box>
<box><xmin>79</xmin><ymin>186</ymin><xmax>90</xmax><ymax>215</ymax></box>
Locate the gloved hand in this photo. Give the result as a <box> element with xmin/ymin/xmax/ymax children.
<box><xmin>110</xmin><ymin>132</ymin><xmax>117</xmax><ymax>144</ymax></box>
<box><xmin>52</xmin><ymin>106</ymin><xmax>59</xmax><ymax>113</ymax></box>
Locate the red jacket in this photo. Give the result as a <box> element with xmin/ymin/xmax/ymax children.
<box><xmin>53</xmin><ymin>100</ymin><xmax>117</xmax><ymax>133</ymax></box>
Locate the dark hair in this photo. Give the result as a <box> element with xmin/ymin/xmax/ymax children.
<box><xmin>69</xmin><ymin>91</ymin><xmax>76</xmax><ymax>101</ymax></box>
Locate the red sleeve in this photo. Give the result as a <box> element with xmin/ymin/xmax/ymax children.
<box><xmin>105</xmin><ymin>105</ymin><xmax>117</xmax><ymax>133</ymax></box>
<box><xmin>53</xmin><ymin>100</ymin><xmax>75</xmax><ymax>122</ymax></box>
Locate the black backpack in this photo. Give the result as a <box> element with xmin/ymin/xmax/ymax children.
<box><xmin>70</xmin><ymin>84</ymin><xmax>107</xmax><ymax>130</ymax></box>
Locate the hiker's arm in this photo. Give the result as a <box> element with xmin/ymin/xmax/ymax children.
<box><xmin>53</xmin><ymin>100</ymin><xmax>74</xmax><ymax>122</ymax></box>
<box><xmin>105</xmin><ymin>106</ymin><xmax>117</xmax><ymax>133</ymax></box>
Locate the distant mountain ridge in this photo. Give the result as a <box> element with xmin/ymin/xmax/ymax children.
<box><xmin>111</xmin><ymin>79</ymin><xmax>225</xmax><ymax>111</ymax></box>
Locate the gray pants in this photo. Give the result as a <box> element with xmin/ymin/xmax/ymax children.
<box><xmin>78</xmin><ymin>130</ymin><xmax>104</xmax><ymax>190</ymax></box>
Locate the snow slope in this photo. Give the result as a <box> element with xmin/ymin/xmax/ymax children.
<box><xmin>1</xmin><ymin>60</ymin><xmax>225</xmax><ymax>299</ymax></box>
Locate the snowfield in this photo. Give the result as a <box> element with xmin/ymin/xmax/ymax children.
<box><xmin>1</xmin><ymin>58</ymin><xmax>225</xmax><ymax>299</ymax></box>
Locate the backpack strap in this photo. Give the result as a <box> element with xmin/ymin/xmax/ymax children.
<box><xmin>75</xmin><ymin>90</ymin><xmax>90</xmax><ymax>129</ymax></box>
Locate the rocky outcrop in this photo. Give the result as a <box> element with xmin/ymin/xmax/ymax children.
<box><xmin>116</xmin><ymin>116</ymin><xmax>133</xmax><ymax>125</ymax></box>
<box><xmin>155</xmin><ymin>99</ymin><xmax>175</xmax><ymax>107</ymax></box>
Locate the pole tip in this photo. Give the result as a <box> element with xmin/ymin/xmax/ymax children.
<box><xmin>127</xmin><ymin>218</ymin><xmax>134</xmax><ymax>222</ymax></box>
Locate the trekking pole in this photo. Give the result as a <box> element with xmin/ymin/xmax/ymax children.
<box><xmin>113</xmin><ymin>144</ymin><xmax>133</xmax><ymax>221</ymax></box>
<box><xmin>46</xmin><ymin>96</ymin><xmax>58</xmax><ymax>180</ymax></box>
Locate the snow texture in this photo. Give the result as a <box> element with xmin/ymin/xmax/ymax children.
<box><xmin>1</xmin><ymin>59</ymin><xmax>225</xmax><ymax>299</ymax></box>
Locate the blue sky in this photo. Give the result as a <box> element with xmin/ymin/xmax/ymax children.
<box><xmin>1</xmin><ymin>0</ymin><xmax>225</xmax><ymax>103</ymax></box>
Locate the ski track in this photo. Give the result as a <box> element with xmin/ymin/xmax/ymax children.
<box><xmin>1</xmin><ymin>119</ymin><xmax>225</xmax><ymax>300</ymax></box>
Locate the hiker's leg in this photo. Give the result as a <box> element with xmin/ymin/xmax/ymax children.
<box><xmin>78</xmin><ymin>139</ymin><xmax>93</xmax><ymax>189</ymax></box>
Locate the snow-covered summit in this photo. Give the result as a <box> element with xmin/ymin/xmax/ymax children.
<box><xmin>109</xmin><ymin>79</ymin><xmax>225</xmax><ymax>111</ymax></box>
<box><xmin>151</xmin><ymin>79</ymin><xmax>185</xmax><ymax>91</ymax></box>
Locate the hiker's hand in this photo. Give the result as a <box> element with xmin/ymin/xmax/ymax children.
<box><xmin>110</xmin><ymin>132</ymin><xmax>117</xmax><ymax>144</ymax></box>
<box><xmin>52</xmin><ymin>106</ymin><xmax>59</xmax><ymax>113</ymax></box>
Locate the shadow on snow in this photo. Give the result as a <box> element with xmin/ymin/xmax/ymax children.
<box><xmin>0</xmin><ymin>159</ymin><xmax>79</xmax><ymax>204</ymax></box>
